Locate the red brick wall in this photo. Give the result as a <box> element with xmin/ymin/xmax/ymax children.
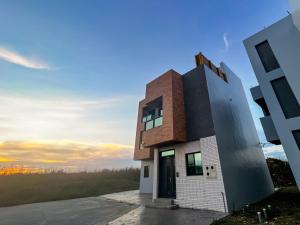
<box><xmin>134</xmin><ymin>70</ymin><xmax>186</xmax><ymax>160</ymax></box>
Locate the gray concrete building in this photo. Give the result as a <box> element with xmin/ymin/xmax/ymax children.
<box><xmin>134</xmin><ymin>53</ymin><xmax>274</xmax><ymax>213</ymax></box>
<box><xmin>243</xmin><ymin>8</ymin><xmax>300</xmax><ymax>189</ymax></box>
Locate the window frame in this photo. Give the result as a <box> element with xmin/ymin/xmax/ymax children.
<box><xmin>185</xmin><ymin>151</ymin><xmax>203</xmax><ymax>176</ymax></box>
<box><xmin>143</xmin><ymin>109</ymin><xmax>163</xmax><ymax>130</ymax></box>
<box><xmin>145</xmin><ymin>120</ymin><xmax>154</xmax><ymax>130</ymax></box>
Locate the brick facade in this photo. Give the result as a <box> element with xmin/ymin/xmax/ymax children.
<box><xmin>134</xmin><ymin>70</ymin><xmax>186</xmax><ymax>160</ymax></box>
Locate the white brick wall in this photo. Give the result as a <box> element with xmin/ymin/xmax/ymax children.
<box><xmin>159</xmin><ymin>135</ymin><xmax>228</xmax><ymax>212</ymax></box>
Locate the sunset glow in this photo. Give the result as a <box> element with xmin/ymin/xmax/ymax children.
<box><xmin>0</xmin><ymin>167</ymin><xmax>45</xmax><ymax>175</ymax></box>
<box><xmin>0</xmin><ymin>93</ymin><xmax>139</xmax><ymax>172</ymax></box>
<box><xmin>0</xmin><ymin>140</ymin><xmax>136</xmax><ymax>172</ymax></box>
<box><xmin>0</xmin><ymin>156</ymin><xmax>16</xmax><ymax>163</ymax></box>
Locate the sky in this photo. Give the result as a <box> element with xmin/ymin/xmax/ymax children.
<box><xmin>0</xmin><ymin>0</ymin><xmax>290</xmax><ymax>172</ymax></box>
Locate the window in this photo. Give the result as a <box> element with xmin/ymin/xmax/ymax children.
<box><xmin>142</xmin><ymin>97</ymin><xmax>163</xmax><ymax>131</ymax></box>
<box><xmin>144</xmin><ymin>166</ymin><xmax>149</xmax><ymax>178</ymax></box>
<box><xmin>185</xmin><ymin>152</ymin><xmax>203</xmax><ymax>176</ymax></box>
<box><xmin>271</xmin><ymin>77</ymin><xmax>300</xmax><ymax>119</ymax></box>
<box><xmin>292</xmin><ymin>130</ymin><xmax>300</xmax><ymax>150</ymax></box>
<box><xmin>147</xmin><ymin>114</ymin><xmax>153</xmax><ymax>121</ymax></box>
<box><xmin>255</xmin><ymin>40</ymin><xmax>280</xmax><ymax>72</ymax></box>
<box><xmin>154</xmin><ymin>117</ymin><xmax>163</xmax><ymax>127</ymax></box>
<box><xmin>145</xmin><ymin>120</ymin><xmax>154</xmax><ymax>130</ymax></box>
<box><xmin>144</xmin><ymin>109</ymin><xmax>162</xmax><ymax>130</ymax></box>
<box><xmin>161</xmin><ymin>150</ymin><xmax>175</xmax><ymax>157</ymax></box>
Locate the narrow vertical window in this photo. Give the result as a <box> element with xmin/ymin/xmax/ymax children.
<box><xmin>144</xmin><ymin>166</ymin><xmax>149</xmax><ymax>178</ymax></box>
<box><xmin>292</xmin><ymin>130</ymin><xmax>300</xmax><ymax>150</ymax></box>
<box><xmin>271</xmin><ymin>77</ymin><xmax>300</xmax><ymax>119</ymax></box>
<box><xmin>255</xmin><ymin>40</ymin><xmax>280</xmax><ymax>72</ymax></box>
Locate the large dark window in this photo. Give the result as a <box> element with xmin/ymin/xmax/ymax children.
<box><xmin>271</xmin><ymin>77</ymin><xmax>300</xmax><ymax>119</ymax></box>
<box><xmin>144</xmin><ymin>166</ymin><xmax>149</xmax><ymax>178</ymax></box>
<box><xmin>185</xmin><ymin>152</ymin><xmax>203</xmax><ymax>176</ymax></box>
<box><xmin>292</xmin><ymin>130</ymin><xmax>300</xmax><ymax>151</ymax></box>
<box><xmin>255</xmin><ymin>40</ymin><xmax>280</xmax><ymax>72</ymax></box>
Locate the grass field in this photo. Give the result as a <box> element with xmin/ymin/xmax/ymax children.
<box><xmin>0</xmin><ymin>168</ymin><xmax>140</xmax><ymax>207</ymax></box>
<box><xmin>212</xmin><ymin>187</ymin><xmax>300</xmax><ymax>225</ymax></box>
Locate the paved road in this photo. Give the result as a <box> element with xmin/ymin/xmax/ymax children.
<box><xmin>0</xmin><ymin>190</ymin><xmax>226</xmax><ymax>225</ymax></box>
<box><xmin>0</xmin><ymin>196</ymin><xmax>137</xmax><ymax>225</ymax></box>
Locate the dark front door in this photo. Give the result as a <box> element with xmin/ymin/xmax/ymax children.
<box><xmin>159</xmin><ymin>150</ymin><xmax>176</xmax><ymax>198</ymax></box>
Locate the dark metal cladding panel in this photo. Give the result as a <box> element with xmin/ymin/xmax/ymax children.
<box><xmin>182</xmin><ymin>65</ymin><xmax>215</xmax><ymax>141</ymax></box>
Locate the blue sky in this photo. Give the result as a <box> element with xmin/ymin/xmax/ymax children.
<box><xmin>0</xmin><ymin>0</ymin><xmax>289</xmax><ymax>171</ymax></box>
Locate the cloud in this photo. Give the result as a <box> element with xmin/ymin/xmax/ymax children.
<box><xmin>0</xmin><ymin>46</ymin><xmax>51</xmax><ymax>70</ymax></box>
<box><xmin>0</xmin><ymin>140</ymin><xmax>136</xmax><ymax>171</ymax></box>
<box><xmin>0</xmin><ymin>93</ymin><xmax>140</xmax><ymax>170</ymax></box>
<box><xmin>263</xmin><ymin>145</ymin><xmax>287</xmax><ymax>160</ymax></box>
<box><xmin>0</xmin><ymin>94</ymin><xmax>136</xmax><ymax>143</ymax></box>
<box><xmin>0</xmin><ymin>156</ymin><xmax>16</xmax><ymax>163</ymax></box>
<box><xmin>223</xmin><ymin>33</ymin><xmax>229</xmax><ymax>51</ymax></box>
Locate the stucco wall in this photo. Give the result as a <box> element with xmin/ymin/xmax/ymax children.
<box><xmin>289</xmin><ymin>0</ymin><xmax>300</xmax><ymax>32</ymax></box>
<box><xmin>244</xmin><ymin>15</ymin><xmax>300</xmax><ymax>189</ymax></box>
<box><xmin>139</xmin><ymin>160</ymin><xmax>154</xmax><ymax>194</ymax></box>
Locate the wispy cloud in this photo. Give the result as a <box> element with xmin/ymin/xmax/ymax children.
<box><xmin>0</xmin><ymin>46</ymin><xmax>51</xmax><ymax>70</ymax></box>
<box><xmin>223</xmin><ymin>33</ymin><xmax>229</xmax><ymax>51</ymax></box>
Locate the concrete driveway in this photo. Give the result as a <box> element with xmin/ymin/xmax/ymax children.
<box><xmin>0</xmin><ymin>190</ymin><xmax>226</xmax><ymax>225</ymax></box>
<box><xmin>0</xmin><ymin>196</ymin><xmax>137</xmax><ymax>225</ymax></box>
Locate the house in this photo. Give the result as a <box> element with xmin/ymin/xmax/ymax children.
<box><xmin>134</xmin><ymin>53</ymin><xmax>274</xmax><ymax>213</ymax></box>
<box><xmin>244</xmin><ymin>9</ymin><xmax>300</xmax><ymax>190</ymax></box>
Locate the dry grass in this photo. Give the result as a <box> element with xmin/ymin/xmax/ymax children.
<box><xmin>0</xmin><ymin>168</ymin><xmax>140</xmax><ymax>207</ymax></box>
